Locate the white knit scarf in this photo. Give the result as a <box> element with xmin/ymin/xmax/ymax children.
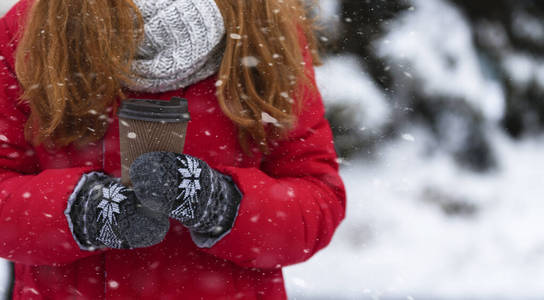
<box><xmin>124</xmin><ymin>0</ymin><xmax>225</xmax><ymax>93</ymax></box>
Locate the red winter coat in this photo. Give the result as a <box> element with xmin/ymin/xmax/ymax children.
<box><xmin>0</xmin><ymin>1</ymin><xmax>346</xmax><ymax>299</ymax></box>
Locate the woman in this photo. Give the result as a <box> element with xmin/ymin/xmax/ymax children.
<box><xmin>0</xmin><ymin>0</ymin><xmax>346</xmax><ymax>299</ymax></box>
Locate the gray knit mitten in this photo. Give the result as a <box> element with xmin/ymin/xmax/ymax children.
<box><xmin>66</xmin><ymin>172</ymin><xmax>170</xmax><ymax>250</ymax></box>
<box><xmin>129</xmin><ymin>152</ymin><xmax>241</xmax><ymax>239</ymax></box>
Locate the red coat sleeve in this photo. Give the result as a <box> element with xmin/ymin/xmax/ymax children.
<box><xmin>202</xmin><ymin>48</ymin><xmax>347</xmax><ymax>269</ymax></box>
<box><xmin>0</xmin><ymin>2</ymin><xmax>104</xmax><ymax>266</ymax></box>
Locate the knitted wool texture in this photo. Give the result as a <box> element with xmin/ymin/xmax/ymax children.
<box><xmin>129</xmin><ymin>152</ymin><xmax>242</xmax><ymax>239</ymax></box>
<box><xmin>66</xmin><ymin>172</ymin><xmax>170</xmax><ymax>250</ymax></box>
<box><xmin>126</xmin><ymin>0</ymin><xmax>225</xmax><ymax>93</ymax></box>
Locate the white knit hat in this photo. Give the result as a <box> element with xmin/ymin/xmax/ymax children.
<box><xmin>125</xmin><ymin>0</ymin><xmax>225</xmax><ymax>93</ymax></box>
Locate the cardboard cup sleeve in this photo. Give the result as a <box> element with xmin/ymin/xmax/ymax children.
<box><xmin>117</xmin><ymin>97</ymin><xmax>190</xmax><ymax>186</ymax></box>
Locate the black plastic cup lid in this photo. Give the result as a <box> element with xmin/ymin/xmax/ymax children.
<box><xmin>118</xmin><ymin>97</ymin><xmax>190</xmax><ymax>123</ymax></box>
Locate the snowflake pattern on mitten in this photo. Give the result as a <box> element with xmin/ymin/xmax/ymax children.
<box><xmin>171</xmin><ymin>156</ymin><xmax>202</xmax><ymax>220</ymax></box>
<box><xmin>66</xmin><ymin>172</ymin><xmax>170</xmax><ymax>250</ymax></box>
<box><xmin>96</xmin><ymin>183</ymin><xmax>127</xmax><ymax>248</ymax></box>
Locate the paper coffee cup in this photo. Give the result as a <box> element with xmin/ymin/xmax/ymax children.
<box><xmin>118</xmin><ymin>97</ymin><xmax>190</xmax><ymax>185</ymax></box>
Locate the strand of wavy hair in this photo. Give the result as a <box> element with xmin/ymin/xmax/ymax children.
<box><xmin>15</xmin><ymin>0</ymin><xmax>144</xmax><ymax>148</ymax></box>
<box><xmin>202</xmin><ymin>0</ymin><xmax>321</xmax><ymax>154</ymax></box>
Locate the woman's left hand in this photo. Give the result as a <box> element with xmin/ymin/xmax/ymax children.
<box><xmin>129</xmin><ymin>152</ymin><xmax>241</xmax><ymax>237</ymax></box>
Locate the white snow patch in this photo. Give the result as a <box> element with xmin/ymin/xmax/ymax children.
<box><xmin>401</xmin><ymin>133</ymin><xmax>416</xmax><ymax>142</ymax></box>
<box><xmin>0</xmin><ymin>260</ymin><xmax>7</xmax><ymax>296</ymax></box>
<box><xmin>378</xmin><ymin>0</ymin><xmax>505</xmax><ymax>121</ymax></box>
<box><xmin>502</xmin><ymin>53</ymin><xmax>535</xmax><ymax>87</ymax></box>
<box><xmin>315</xmin><ymin>54</ymin><xmax>391</xmax><ymax>129</ymax></box>
<box><xmin>0</xmin><ymin>1</ymin><xmax>17</xmax><ymax>16</ymax></box>
<box><xmin>501</xmin><ymin>53</ymin><xmax>544</xmax><ymax>91</ymax></box>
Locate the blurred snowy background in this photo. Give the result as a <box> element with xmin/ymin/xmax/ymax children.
<box><xmin>2</xmin><ymin>0</ymin><xmax>544</xmax><ymax>299</ymax></box>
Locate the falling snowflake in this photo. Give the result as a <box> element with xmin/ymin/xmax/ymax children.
<box><xmin>97</xmin><ymin>183</ymin><xmax>127</xmax><ymax>225</ymax></box>
<box><xmin>241</xmin><ymin>56</ymin><xmax>260</xmax><ymax>67</ymax></box>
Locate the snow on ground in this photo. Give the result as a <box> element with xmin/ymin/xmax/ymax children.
<box><xmin>284</xmin><ymin>129</ymin><xmax>544</xmax><ymax>299</ymax></box>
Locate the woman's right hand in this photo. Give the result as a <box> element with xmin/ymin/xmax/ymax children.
<box><xmin>67</xmin><ymin>172</ymin><xmax>170</xmax><ymax>250</ymax></box>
